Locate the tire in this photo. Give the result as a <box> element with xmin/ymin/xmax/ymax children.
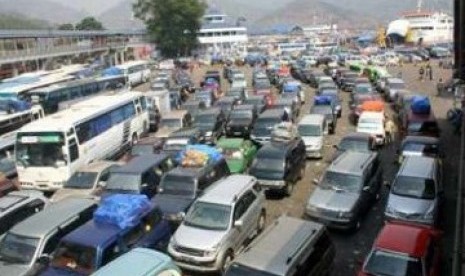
<box><xmin>352</xmin><ymin>219</ymin><xmax>361</xmax><ymax>232</ymax></box>
<box><xmin>257</xmin><ymin>211</ymin><xmax>266</xmax><ymax>234</ymax></box>
<box><xmin>131</xmin><ymin>133</ymin><xmax>138</xmax><ymax>146</ymax></box>
<box><xmin>221</xmin><ymin>251</ymin><xmax>234</xmax><ymax>273</ymax></box>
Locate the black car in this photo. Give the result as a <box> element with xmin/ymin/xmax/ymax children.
<box><xmin>310</xmin><ymin>105</ymin><xmax>337</xmax><ymax>134</ymax></box>
<box><xmin>225</xmin><ymin>104</ymin><xmax>258</xmax><ymax>138</ymax></box>
<box><xmin>244</xmin><ymin>95</ymin><xmax>267</xmax><ymax>114</ymax></box>
<box><xmin>194</xmin><ymin>108</ymin><xmax>226</xmax><ymax>144</ymax></box>
<box><xmin>154</xmin><ymin>158</ymin><xmax>230</xmax><ymax>223</ymax></box>
<box><xmin>249</xmin><ymin>138</ymin><xmax>306</xmax><ymax>196</ymax></box>
<box><xmin>251</xmin><ymin>109</ymin><xmax>287</xmax><ymax>145</ymax></box>
<box><xmin>270</xmin><ymin>97</ymin><xmax>299</xmax><ymax>122</ymax></box>
<box><xmin>215</xmin><ymin>96</ymin><xmax>238</xmax><ymax>118</ymax></box>
<box><xmin>103</xmin><ymin>154</ymin><xmax>175</xmax><ymax>199</ymax></box>
<box><xmin>340</xmin><ymin>72</ymin><xmax>359</xmax><ymax>92</ymax></box>
<box><xmin>332</xmin><ymin>132</ymin><xmax>375</xmax><ymax>161</ymax></box>
<box><xmin>162</xmin><ymin>127</ymin><xmax>202</xmax><ymax>158</ymax></box>
<box><xmin>227</xmin><ymin>87</ymin><xmax>247</xmax><ymax>103</ymax></box>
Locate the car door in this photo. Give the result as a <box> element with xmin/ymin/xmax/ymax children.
<box><xmin>235</xmin><ymin>191</ymin><xmax>257</xmax><ymax>242</ymax></box>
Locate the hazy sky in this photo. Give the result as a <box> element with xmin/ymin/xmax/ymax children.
<box><xmin>46</xmin><ymin>0</ymin><xmax>124</xmax><ymax>15</ymax></box>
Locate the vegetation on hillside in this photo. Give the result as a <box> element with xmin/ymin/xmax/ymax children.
<box><xmin>0</xmin><ymin>13</ymin><xmax>48</xmax><ymax>29</ymax></box>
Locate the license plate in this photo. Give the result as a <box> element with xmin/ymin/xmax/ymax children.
<box><xmin>179</xmin><ymin>256</ymin><xmax>196</xmax><ymax>263</ymax></box>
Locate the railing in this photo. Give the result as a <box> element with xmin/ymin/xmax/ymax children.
<box><xmin>0</xmin><ymin>40</ymin><xmax>149</xmax><ymax>64</ymax></box>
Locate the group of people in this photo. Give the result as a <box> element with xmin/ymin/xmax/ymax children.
<box><xmin>418</xmin><ymin>63</ymin><xmax>434</xmax><ymax>81</ymax></box>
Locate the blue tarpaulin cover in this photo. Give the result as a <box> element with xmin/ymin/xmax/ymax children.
<box><xmin>314</xmin><ymin>96</ymin><xmax>333</xmax><ymax>105</ymax></box>
<box><xmin>175</xmin><ymin>144</ymin><xmax>223</xmax><ymax>164</ymax></box>
<box><xmin>102</xmin><ymin>67</ymin><xmax>123</xmax><ymax>77</ymax></box>
<box><xmin>410</xmin><ymin>96</ymin><xmax>431</xmax><ymax>115</ymax></box>
<box><xmin>94</xmin><ymin>194</ymin><xmax>152</xmax><ymax>229</ymax></box>
<box><xmin>283</xmin><ymin>83</ymin><xmax>299</xmax><ymax>93</ymax></box>
<box><xmin>0</xmin><ymin>99</ymin><xmax>32</xmax><ymax>113</ymax></box>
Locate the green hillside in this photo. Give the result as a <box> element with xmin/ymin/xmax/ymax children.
<box><xmin>0</xmin><ymin>14</ymin><xmax>49</xmax><ymax>29</ymax></box>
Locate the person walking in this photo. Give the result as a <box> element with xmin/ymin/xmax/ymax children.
<box><xmin>428</xmin><ymin>64</ymin><xmax>434</xmax><ymax>81</ymax></box>
<box><xmin>419</xmin><ymin>66</ymin><xmax>425</xmax><ymax>81</ymax></box>
<box><xmin>384</xmin><ymin>116</ymin><xmax>396</xmax><ymax>145</ymax></box>
<box><xmin>436</xmin><ymin>78</ymin><xmax>444</xmax><ymax>97</ymax></box>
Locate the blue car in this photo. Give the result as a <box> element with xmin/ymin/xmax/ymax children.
<box><xmin>39</xmin><ymin>195</ymin><xmax>172</xmax><ymax>276</ymax></box>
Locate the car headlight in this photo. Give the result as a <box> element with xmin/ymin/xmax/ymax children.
<box><xmin>204</xmin><ymin>243</ymin><xmax>220</xmax><ymax>257</ymax></box>
<box><xmin>205</xmin><ymin>131</ymin><xmax>213</xmax><ymax>137</ymax></box>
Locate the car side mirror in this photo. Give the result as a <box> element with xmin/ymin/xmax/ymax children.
<box><xmin>234</xmin><ymin>220</ymin><xmax>243</xmax><ymax>229</ymax></box>
<box><xmin>362</xmin><ymin>186</ymin><xmax>370</xmax><ymax>192</ymax></box>
<box><xmin>312</xmin><ymin>178</ymin><xmax>319</xmax><ymax>185</ymax></box>
<box><xmin>97</xmin><ymin>181</ymin><xmax>107</xmax><ymax>188</ymax></box>
<box><xmin>37</xmin><ymin>254</ymin><xmax>50</xmax><ymax>266</ymax></box>
<box><xmin>141</xmin><ymin>183</ymin><xmax>149</xmax><ymax>188</ymax></box>
<box><xmin>383</xmin><ymin>180</ymin><xmax>391</xmax><ymax>189</ymax></box>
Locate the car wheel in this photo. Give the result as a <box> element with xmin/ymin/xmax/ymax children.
<box><xmin>257</xmin><ymin>211</ymin><xmax>266</xmax><ymax>234</ymax></box>
<box><xmin>221</xmin><ymin>251</ymin><xmax>234</xmax><ymax>273</ymax></box>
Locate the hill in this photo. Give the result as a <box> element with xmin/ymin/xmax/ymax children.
<box><xmin>98</xmin><ymin>1</ymin><xmax>144</xmax><ymax>30</ymax></box>
<box><xmin>0</xmin><ymin>0</ymin><xmax>86</xmax><ymax>25</ymax></box>
<box><xmin>0</xmin><ymin>13</ymin><xmax>49</xmax><ymax>29</ymax></box>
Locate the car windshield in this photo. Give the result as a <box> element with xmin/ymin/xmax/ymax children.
<box><xmin>163</xmin><ymin>139</ymin><xmax>188</xmax><ymax>152</ymax></box>
<box><xmin>160</xmin><ymin>174</ymin><xmax>195</xmax><ymax>197</ymax></box>
<box><xmin>339</xmin><ymin>138</ymin><xmax>371</xmax><ymax>152</ymax></box>
<box><xmin>251</xmin><ymin>157</ymin><xmax>284</xmax><ymax>173</ymax></box>
<box><xmin>364</xmin><ymin>250</ymin><xmax>422</xmax><ymax>276</ymax></box>
<box><xmin>402</xmin><ymin>142</ymin><xmax>439</xmax><ymax>157</ymax></box>
<box><xmin>298</xmin><ymin>124</ymin><xmax>321</xmax><ymax>136</ymax></box>
<box><xmin>226</xmin><ymin>264</ymin><xmax>277</xmax><ymax>276</ymax></box>
<box><xmin>194</xmin><ymin>115</ymin><xmax>216</xmax><ymax>127</ymax></box>
<box><xmin>359</xmin><ymin>117</ymin><xmax>383</xmax><ymax>125</ymax></box>
<box><xmin>320</xmin><ymin>171</ymin><xmax>362</xmax><ymax>193</ymax></box>
<box><xmin>105</xmin><ymin>173</ymin><xmax>140</xmax><ymax>191</ymax></box>
<box><xmin>16</xmin><ymin>132</ymin><xmax>67</xmax><ymax>167</ymax></box>
<box><xmin>255</xmin><ymin>82</ymin><xmax>270</xmax><ymax>90</ymax></box>
<box><xmin>64</xmin><ymin>172</ymin><xmax>98</xmax><ymax>189</ymax></box>
<box><xmin>230</xmin><ymin>110</ymin><xmax>252</xmax><ymax>120</ymax></box>
<box><xmin>254</xmin><ymin>118</ymin><xmax>281</xmax><ymax>132</ymax></box>
<box><xmin>392</xmin><ymin>175</ymin><xmax>436</xmax><ymax>200</ymax></box>
<box><xmin>245</xmin><ymin>98</ymin><xmax>263</xmax><ymax>106</ymax></box>
<box><xmin>390</xmin><ymin>82</ymin><xmax>406</xmax><ymax>89</ymax></box>
<box><xmin>51</xmin><ymin>241</ymin><xmax>96</xmax><ymax>274</ymax></box>
<box><xmin>311</xmin><ymin>106</ymin><xmax>331</xmax><ymax>115</ymax></box>
<box><xmin>184</xmin><ymin>202</ymin><xmax>231</xmax><ymax>231</ymax></box>
<box><xmin>0</xmin><ymin>233</ymin><xmax>39</xmax><ymax>264</ymax></box>
<box><xmin>131</xmin><ymin>144</ymin><xmax>154</xmax><ymax>156</ymax></box>
<box><xmin>161</xmin><ymin>118</ymin><xmax>182</xmax><ymax>128</ymax></box>
<box><xmin>0</xmin><ymin>150</ymin><xmax>15</xmax><ymax>175</ymax></box>
<box><xmin>356</xmin><ymin>85</ymin><xmax>373</xmax><ymax>93</ymax></box>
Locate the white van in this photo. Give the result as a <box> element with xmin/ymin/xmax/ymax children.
<box><xmin>116</xmin><ymin>60</ymin><xmax>151</xmax><ymax>87</ymax></box>
<box><xmin>297</xmin><ymin>114</ymin><xmax>326</xmax><ymax>158</ymax></box>
<box><xmin>356</xmin><ymin>111</ymin><xmax>385</xmax><ymax>146</ymax></box>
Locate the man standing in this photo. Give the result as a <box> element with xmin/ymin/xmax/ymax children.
<box><xmin>384</xmin><ymin>116</ymin><xmax>396</xmax><ymax>145</ymax></box>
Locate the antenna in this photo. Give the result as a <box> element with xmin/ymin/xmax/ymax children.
<box><xmin>417</xmin><ymin>0</ymin><xmax>423</xmax><ymax>12</ymax></box>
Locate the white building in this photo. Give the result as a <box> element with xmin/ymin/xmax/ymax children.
<box><xmin>303</xmin><ymin>24</ymin><xmax>338</xmax><ymax>37</ymax></box>
<box><xmin>197</xmin><ymin>10</ymin><xmax>248</xmax><ymax>56</ymax></box>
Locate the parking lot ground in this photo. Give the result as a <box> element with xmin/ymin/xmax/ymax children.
<box><xmin>142</xmin><ymin>61</ymin><xmax>457</xmax><ymax>276</ymax></box>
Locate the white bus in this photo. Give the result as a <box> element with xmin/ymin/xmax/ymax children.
<box><xmin>15</xmin><ymin>91</ymin><xmax>149</xmax><ymax>191</ymax></box>
<box><xmin>0</xmin><ymin>104</ymin><xmax>44</xmax><ymax>136</ymax></box>
<box><xmin>115</xmin><ymin>60</ymin><xmax>151</xmax><ymax>87</ymax></box>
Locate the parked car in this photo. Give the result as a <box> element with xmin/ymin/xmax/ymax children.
<box><xmin>228</xmin><ymin>87</ymin><xmax>248</xmax><ymax>103</ymax></box>
<box><xmin>309</xmin><ymin>104</ymin><xmax>337</xmax><ymax>134</ymax></box>
<box><xmin>269</xmin><ymin>97</ymin><xmax>299</xmax><ymax>122</ymax></box>
<box><xmin>320</xmin><ymin>89</ymin><xmax>342</xmax><ymax>117</ymax></box>
<box><xmin>162</xmin><ymin>127</ymin><xmax>202</xmax><ymax>157</ymax></box>
<box><xmin>91</xmin><ymin>248</ymin><xmax>181</xmax><ymax>276</ymax></box>
<box><xmin>0</xmin><ymin>198</ymin><xmax>97</xmax><ymax>276</ymax></box>
<box><xmin>251</xmin><ymin>109</ymin><xmax>287</xmax><ymax>144</ymax></box>
<box><xmin>194</xmin><ymin>108</ymin><xmax>226</xmax><ymax>144</ymax></box>
<box><xmin>225</xmin><ymin>104</ymin><xmax>257</xmax><ymax>138</ymax></box>
<box><xmin>385</xmin><ymin>156</ymin><xmax>443</xmax><ymax>226</ymax></box>
<box><xmin>340</xmin><ymin>72</ymin><xmax>359</xmax><ymax>91</ymax></box>
<box><xmin>225</xmin><ymin>216</ymin><xmax>335</xmax><ymax>276</ymax></box>
<box><xmin>298</xmin><ymin>114</ymin><xmax>327</xmax><ymax>158</ymax></box>
<box><xmin>125</xmin><ymin>136</ymin><xmax>165</xmax><ymax>161</ymax></box>
<box><xmin>102</xmin><ymin>154</ymin><xmax>175</xmax><ymax>199</ymax></box>
<box><xmin>0</xmin><ymin>190</ymin><xmax>47</xmax><ymax>236</ymax></box>
<box><xmin>244</xmin><ymin>95</ymin><xmax>267</xmax><ymax>114</ymax></box>
<box><xmin>195</xmin><ymin>90</ymin><xmax>216</xmax><ymax>108</ymax></box>
<box><xmin>385</xmin><ymin>78</ymin><xmax>407</xmax><ymax>102</ymax></box>
<box><xmin>168</xmin><ymin>175</ymin><xmax>266</xmax><ymax>273</ymax></box>
<box><xmin>40</xmin><ymin>195</ymin><xmax>172</xmax><ymax>276</ymax></box>
<box><xmin>217</xmin><ymin>138</ymin><xmax>257</xmax><ymax>174</ymax></box>
<box><xmin>231</xmin><ymin>73</ymin><xmax>247</xmax><ymax>89</ymax></box>
<box><xmin>155</xmin><ymin>110</ymin><xmax>192</xmax><ymax>139</ymax></box>
<box><xmin>51</xmin><ymin>161</ymin><xmax>121</xmax><ymax>202</ymax></box>
<box><xmin>356</xmin><ymin>111</ymin><xmax>386</xmax><ymax>146</ymax></box>
<box><xmin>249</xmin><ymin>138</ymin><xmax>306</xmax><ymax>196</ymax></box>
<box><xmin>358</xmin><ymin>223</ymin><xmax>441</xmax><ymax>276</ymax></box>
<box><xmin>400</xmin><ymin>110</ymin><xmax>440</xmax><ymax>138</ymax></box>
<box><xmin>154</xmin><ymin>157</ymin><xmax>230</xmax><ymax>223</ymax></box>
<box><xmin>332</xmin><ymin>132</ymin><xmax>375</xmax><ymax>161</ymax></box>
<box><xmin>306</xmin><ymin>151</ymin><xmax>382</xmax><ymax>231</ymax></box>
<box><xmin>397</xmin><ymin>136</ymin><xmax>441</xmax><ymax>163</ymax></box>
<box><xmin>215</xmin><ymin>96</ymin><xmax>238</xmax><ymax>118</ymax></box>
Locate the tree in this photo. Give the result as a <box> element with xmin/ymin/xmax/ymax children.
<box><xmin>58</xmin><ymin>23</ymin><xmax>74</xmax><ymax>30</ymax></box>
<box><xmin>133</xmin><ymin>0</ymin><xmax>207</xmax><ymax>58</ymax></box>
<box><xmin>75</xmin><ymin>17</ymin><xmax>104</xmax><ymax>31</ymax></box>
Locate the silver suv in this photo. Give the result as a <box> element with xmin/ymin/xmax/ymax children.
<box><xmin>385</xmin><ymin>156</ymin><xmax>443</xmax><ymax>226</ymax></box>
<box><xmin>168</xmin><ymin>174</ymin><xmax>266</xmax><ymax>273</ymax></box>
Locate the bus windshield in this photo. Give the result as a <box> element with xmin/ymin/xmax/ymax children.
<box><xmin>16</xmin><ymin>132</ymin><xmax>67</xmax><ymax>167</ymax></box>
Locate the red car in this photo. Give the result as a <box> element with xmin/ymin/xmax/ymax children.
<box><xmin>358</xmin><ymin>223</ymin><xmax>441</xmax><ymax>276</ymax></box>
